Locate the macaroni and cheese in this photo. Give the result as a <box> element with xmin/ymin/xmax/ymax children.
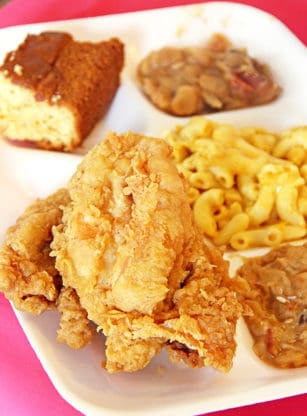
<box><xmin>165</xmin><ymin>117</ymin><xmax>307</xmax><ymax>250</ymax></box>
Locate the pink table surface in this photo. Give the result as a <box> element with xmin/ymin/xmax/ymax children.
<box><xmin>0</xmin><ymin>1</ymin><xmax>306</xmax><ymax>415</ymax></box>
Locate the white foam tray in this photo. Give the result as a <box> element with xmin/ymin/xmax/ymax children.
<box><xmin>0</xmin><ymin>2</ymin><xmax>306</xmax><ymax>415</ymax></box>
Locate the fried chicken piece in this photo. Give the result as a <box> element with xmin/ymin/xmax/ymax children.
<box><xmin>56</xmin><ymin>286</ymin><xmax>94</xmax><ymax>349</ymax></box>
<box><xmin>0</xmin><ymin>188</ymin><xmax>94</xmax><ymax>349</ymax></box>
<box><xmin>52</xmin><ymin>131</ymin><xmax>242</xmax><ymax>373</ymax></box>
<box><xmin>0</xmin><ymin>189</ymin><xmax>70</xmax><ymax>314</ymax></box>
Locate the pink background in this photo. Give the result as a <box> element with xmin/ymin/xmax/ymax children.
<box><xmin>0</xmin><ymin>1</ymin><xmax>306</xmax><ymax>415</ymax></box>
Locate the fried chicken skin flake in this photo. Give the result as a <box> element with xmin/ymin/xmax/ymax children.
<box><xmin>56</xmin><ymin>286</ymin><xmax>94</xmax><ymax>349</ymax></box>
<box><xmin>0</xmin><ymin>189</ymin><xmax>93</xmax><ymax>349</ymax></box>
<box><xmin>51</xmin><ymin>131</ymin><xmax>242</xmax><ymax>373</ymax></box>
<box><xmin>0</xmin><ymin>189</ymin><xmax>69</xmax><ymax>314</ymax></box>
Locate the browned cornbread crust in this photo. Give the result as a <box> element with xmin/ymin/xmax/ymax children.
<box><xmin>0</xmin><ymin>31</ymin><xmax>124</xmax><ymax>151</ymax></box>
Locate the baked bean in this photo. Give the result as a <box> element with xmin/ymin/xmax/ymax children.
<box><xmin>137</xmin><ymin>34</ymin><xmax>281</xmax><ymax>116</ymax></box>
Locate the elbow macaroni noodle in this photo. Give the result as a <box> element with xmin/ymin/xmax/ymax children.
<box><xmin>165</xmin><ymin>117</ymin><xmax>307</xmax><ymax>250</ymax></box>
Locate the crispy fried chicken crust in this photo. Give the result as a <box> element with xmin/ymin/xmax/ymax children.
<box><xmin>0</xmin><ymin>189</ymin><xmax>69</xmax><ymax>314</ymax></box>
<box><xmin>57</xmin><ymin>286</ymin><xmax>94</xmax><ymax>349</ymax></box>
<box><xmin>51</xmin><ymin>132</ymin><xmax>242</xmax><ymax>373</ymax></box>
<box><xmin>0</xmin><ymin>189</ymin><xmax>93</xmax><ymax>349</ymax></box>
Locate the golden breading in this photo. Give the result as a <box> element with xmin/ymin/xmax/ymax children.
<box><xmin>51</xmin><ymin>131</ymin><xmax>242</xmax><ymax>373</ymax></box>
<box><xmin>56</xmin><ymin>287</ymin><xmax>94</xmax><ymax>349</ymax></box>
<box><xmin>0</xmin><ymin>188</ymin><xmax>93</xmax><ymax>350</ymax></box>
<box><xmin>0</xmin><ymin>189</ymin><xmax>70</xmax><ymax>314</ymax></box>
